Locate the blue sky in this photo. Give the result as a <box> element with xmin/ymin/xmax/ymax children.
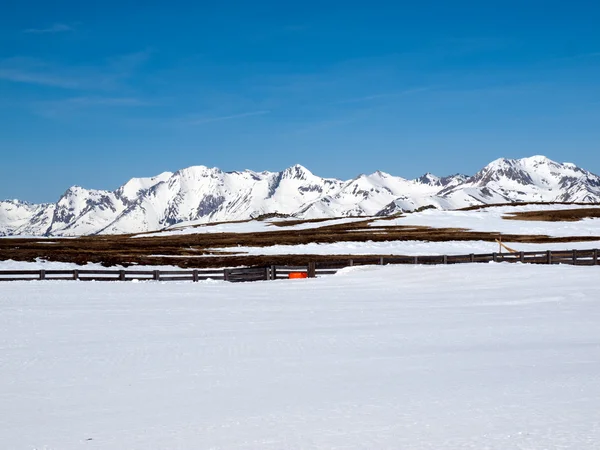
<box><xmin>1</xmin><ymin>1</ymin><xmax>600</xmax><ymax>203</ymax></box>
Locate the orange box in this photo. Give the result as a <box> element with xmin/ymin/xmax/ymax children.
<box><xmin>288</xmin><ymin>272</ymin><xmax>308</xmax><ymax>279</ymax></box>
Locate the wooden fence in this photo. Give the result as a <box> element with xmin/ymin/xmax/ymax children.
<box><xmin>0</xmin><ymin>249</ymin><xmax>598</xmax><ymax>282</ymax></box>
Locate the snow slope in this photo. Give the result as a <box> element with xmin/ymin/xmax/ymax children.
<box><xmin>373</xmin><ymin>203</ymin><xmax>600</xmax><ymax>237</ymax></box>
<box><xmin>443</xmin><ymin>155</ymin><xmax>600</xmax><ymax>204</ymax></box>
<box><xmin>1</xmin><ymin>264</ymin><xmax>600</xmax><ymax>449</ymax></box>
<box><xmin>2</xmin><ymin>155</ymin><xmax>600</xmax><ymax>236</ymax></box>
<box><xmin>0</xmin><ymin>200</ymin><xmax>54</xmax><ymax>235</ymax></box>
<box><xmin>296</xmin><ymin>171</ymin><xmax>463</xmax><ymax>218</ymax></box>
<box><xmin>381</xmin><ymin>155</ymin><xmax>600</xmax><ymax>214</ymax></box>
<box><xmin>98</xmin><ymin>165</ymin><xmax>344</xmax><ymax>235</ymax></box>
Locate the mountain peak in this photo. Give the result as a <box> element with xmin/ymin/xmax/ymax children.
<box><xmin>485</xmin><ymin>157</ymin><xmax>512</xmax><ymax>169</ymax></box>
<box><xmin>60</xmin><ymin>185</ymin><xmax>88</xmax><ymax>197</ymax></box>
<box><xmin>523</xmin><ymin>155</ymin><xmax>551</xmax><ymax>163</ymax></box>
<box><xmin>281</xmin><ymin>164</ymin><xmax>313</xmax><ymax>180</ymax></box>
<box><xmin>520</xmin><ymin>155</ymin><xmax>563</xmax><ymax>170</ymax></box>
<box><xmin>472</xmin><ymin>158</ymin><xmax>533</xmax><ymax>186</ymax></box>
<box><xmin>371</xmin><ymin>170</ymin><xmax>393</xmax><ymax>178</ymax></box>
<box><xmin>118</xmin><ymin>172</ymin><xmax>173</xmax><ymax>201</ymax></box>
<box><xmin>416</xmin><ymin>172</ymin><xmax>441</xmax><ymax>185</ymax></box>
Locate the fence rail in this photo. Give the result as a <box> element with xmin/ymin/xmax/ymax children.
<box><xmin>1</xmin><ymin>248</ymin><xmax>598</xmax><ymax>282</ymax></box>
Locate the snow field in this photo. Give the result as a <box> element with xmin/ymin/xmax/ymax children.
<box><xmin>132</xmin><ymin>217</ymin><xmax>368</xmax><ymax>238</ymax></box>
<box><xmin>132</xmin><ymin>204</ymin><xmax>600</xmax><ymax>261</ymax></box>
<box><xmin>208</xmin><ymin>239</ymin><xmax>600</xmax><ymax>256</ymax></box>
<box><xmin>0</xmin><ymin>259</ymin><xmax>185</xmax><ymax>272</ymax></box>
<box><xmin>373</xmin><ymin>203</ymin><xmax>600</xmax><ymax>237</ymax></box>
<box><xmin>1</xmin><ymin>264</ymin><xmax>600</xmax><ymax>449</ymax></box>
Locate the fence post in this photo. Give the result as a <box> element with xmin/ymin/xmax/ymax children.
<box><xmin>349</xmin><ymin>259</ymin><xmax>354</xmax><ymax>267</ymax></box>
<box><xmin>39</xmin><ymin>269</ymin><xmax>45</xmax><ymax>280</ymax></box>
<box><xmin>519</xmin><ymin>252</ymin><xmax>525</xmax><ymax>263</ymax></box>
<box><xmin>414</xmin><ymin>256</ymin><xmax>418</xmax><ymax>264</ymax></box>
<box><xmin>492</xmin><ymin>252</ymin><xmax>498</xmax><ymax>262</ymax></box>
<box><xmin>379</xmin><ymin>257</ymin><xmax>384</xmax><ymax>265</ymax></box>
<box><xmin>308</xmin><ymin>262</ymin><xmax>316</xmax><ymax>278</ymax></box>
<box><xmin>270</xmin><ymin>265</ymin><xmax>276</xmax><ymax>280</ymax></box>
<box><xmin>119</xmin><ymin>270</ymin><xmax>125</xmax><ymax>281</ymax></box>
<box><xmin>594</xmin><ymin>249</ymin><xmax>599</xmax><ymax>265</ymax></box>
<box><xmin>193</xmin><ymin>269</ymin><xmax>199</xmax><ymax>282</ymax></box>
<box><xmin>469</xmin><ymin>254</ymin><xmax>474</xmax><ymax>263</ymax></box>
<box><xmin>153</xmin><ymin>270</ymin><xmax>160</xmax><ymax>281</ymax></box>
<box><xmin>73</xmin><ymin>269</ymin><xmax>79</xmax><ymax>280</ymax></box>
<box><xmin>547</xmin><ymin>250</ymin><xmax>552</xmax><ymax>264</ymax></box>
<box><xmin>442</xmin><ymin>255</ymin><xmax>448</xmax><ymax>264</ymax></box>
<box><xmin>572</xmin><ymin>249</ymin><xmax>577</xmax><ymax>265</ymax></box>
<box><xmin>224</xmin><ymin>269</ymin><xmax>230</xmax><ymax>282</ymax></box>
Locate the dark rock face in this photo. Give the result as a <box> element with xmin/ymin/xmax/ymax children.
<box><xmin>376</xmin><ymin>201</ymin><xmax>401</xmax><ymax>216</ymax></box>
<box><xmin>470</xmin><ymin>162</ymin><xmax>534</xmax><ymax>186</ymax></box>
<box><xmin>196</xmin><ymin>195</ymin><xmax>226</xmax><ymax>217</ymax></box>
<box><xmin>298</xmin><ymin>185</ymin><xmax>323</xmax><ymax>193</ymax></box>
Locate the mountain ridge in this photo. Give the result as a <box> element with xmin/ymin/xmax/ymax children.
<box><xmin>2</xmin><ymin>155</ymin><xmax>600</xmax><ymax>236</ymax></box>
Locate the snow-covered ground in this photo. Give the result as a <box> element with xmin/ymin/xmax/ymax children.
<box><xmin>207</xmin><ymin>239</ymin><xmax>600</xmax><ymax>256</ymax></box>
<box><xmin>374</xmin><ymin>204</ymin><xmax>600</xmax><ymax>237</ymax></box>
<box><xmin>2</xmin><ymin>264</ymin><xmax>600</xmax><ymax>449</ymax></box>
<box><xmin>181</xmin><ymin>204</ymin><xmax>600</xmax><ymax>256</ymax></box>
<box><xmin>132</xmin><ymin>220</ymin><xmax>276</xmax><ymax>237</ymax></box>
<box><xmin>132</xmin><ymin>204</ymin><xmax>600</xmax><ymax>241</ymax></box>
<box><xmin>0</xmin><ymin>259</ymin><xmax>185</xmax><ymax>271</ymax></box>
<box><xmin>132</xmin><ymin>217</ymin><xmax>368</xmax><ymax>238</ymax></box>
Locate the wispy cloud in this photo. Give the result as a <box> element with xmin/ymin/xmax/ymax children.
<box><xmin>553</xmin><ymin>52</ymin><xmax>600</xmax><ymax>62</ymax></box>
<box><xmin>436</xmin><ymin>36</ymin><xmax>514</xmax><ymax>55</ymax></box>
<box><xmin>23</xmin><ymin>23</ymin><xmax>73</xmax><ymax>34</ymax></box>
<box><xmin>0</xmin><ymin>67</ymin><xmax>80</xmax><ymax>88</ymax></box>
<box><xmin>0</xmin><ymin>50</ymin><xmax>151</xmax><ymax>90</ymax></box>
<box><xmin>333</xmin><ymin>87</ymin><xmax>433</xmax><ymax>105</ymax></box>
<box><xmin>60</xmin><ymin>96</ymin><xmax>150</xmax><ymax>107</ymax></box>
<box><xmin>333</xmin><ymin>93</ymin><xmax>394</xmax><ymax>105</ymax></box>
<box><xmin>188</xmin><ymin>110</ymin><xmax>270</xmax><ymax>125</ymax></box>
<box><xmin>123</xmin><ymin>110</ymin><xmax>271</xmax><ymax>130</ymax></box>
<box><xmin>32</xmin><ymin>96</ymin><xmax>152</xmax><ymax>118</ymax></box>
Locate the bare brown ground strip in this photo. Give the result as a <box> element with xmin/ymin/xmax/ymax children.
<box><xmin>503</xmin><ymin>208</ymin><xmax>600</xmax><ymax>222</ymax></box>
<box><xmin>270</xmin><ymin>217</ymin><xmax>338</xmax><ymax>227</ymax></box>
<box><xmin>141</xmin><ymin>217</ymin><xmax>255</xmax><ymax>234</ymax></box>
<box><xmin>2</xmin><ymin>214</ymin><xmax>599</xmax><ymax>268</ymax></box>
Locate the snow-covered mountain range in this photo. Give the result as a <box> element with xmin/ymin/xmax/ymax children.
<box><xmin>2</xmin><ymin>156</ymin><xmax>600</xmax><ymax>236</ymax></box>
